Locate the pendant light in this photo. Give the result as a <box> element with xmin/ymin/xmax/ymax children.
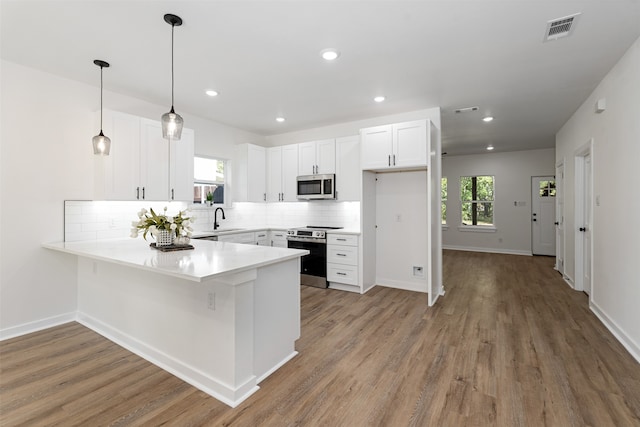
<box><xmin>92</xmin><ymin>59</ymin><xmax>111</xmax><ymax>155</ymax></box>
<box><xmin>161</xmin><ymin>13</ymin><xmax>184</xmax><ymax>140</ymax></box>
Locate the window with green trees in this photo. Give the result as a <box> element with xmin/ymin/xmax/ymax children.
<box><xmin>193</xmin><ymin>157</ymin><xmax>226</xmax><ymax>205</ymax></box>
<box><xmin>441</xmin><ymin>177</ymin><xmax>447</xmax><ymax>225</ymax></box>
<box><xmin>460</xmin><ymin>176</ymin><xmax>494</xmax><ymax>226</ymax></box>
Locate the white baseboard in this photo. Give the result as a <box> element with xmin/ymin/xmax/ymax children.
<box><xmin>0</xmin><ymin>312</ymin><xmax>76</xmax><ymax>341</ymax></box>
<box><xmin>590</xmin><ymin>301</ymin><xmax>640</xmax><ymax>364</ymax></box>
<box><xmin>563</xmin><ymin>274</ymin><xmax>575</xmax><ymax>289</ymax></box>
<box><xmin>376</xmin><ymin>278</ymin><xmax>427</xmax><ymax>293</ymax></box>
<box><xmin>256</xmin><ymin>351</ymin><xmax>298</xmax><ymax>384</ymax></box>
<box><xmin>77</xmin><ymin>312</ymin><xmax>258</xmax><ymax>408</ymax></box>
<box><xmin>443</xmin><ymin>245</ymin><xmax>532</xmax><ymax>256</ymax></box>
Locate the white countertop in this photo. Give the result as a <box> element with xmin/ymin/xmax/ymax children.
<box><xmin>192</xmin><ymin>226</ymin><xmax>361</xmax><ymax>239</ymax></box>
<box><xmin>44</xmin><ymin>238</ymin><xmax>308</xmax><ymax>283</ymax></box>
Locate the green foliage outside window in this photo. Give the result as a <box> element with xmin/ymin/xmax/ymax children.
<box><xmin>441</xmin><ymin>177</ymin><xmax>447</xmax><ymax>224</ymax></box>
<box><xmin>460</xmin><ymin>176</ymin><xmax>494</xmax><ymax>226</ymax></box>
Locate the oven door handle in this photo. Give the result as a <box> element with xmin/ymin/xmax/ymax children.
<box><xmin>287</xmin><ymin>237</ymin><xmax>327</xmax><ymax>244</ymax></box>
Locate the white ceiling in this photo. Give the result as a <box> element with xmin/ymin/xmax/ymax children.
<box><xmin>2</xmin><ymin>1</ymin><xmax>639</xmax><ymax>155</ymax></box>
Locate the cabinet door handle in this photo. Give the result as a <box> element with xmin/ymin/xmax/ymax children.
<box><xmin>393</xmin><ymin>154</ymin><xmax>396</xmax><ymax>166</ymax></box>
<box><xmin>337</xmin><ymin>253</ymin><xmax>347</xmax><ymax>257</ymax></box>
<box><xmin>337</xmin><ymin>272</ymin><xmax>347</xmax><ymax>276</ymax></box>
<box><xmin>264</xmin><ymin>193</ymin><xmax>266</xmax><ymax>201</ymax></box>
<box><xmin>171</xmin><ymin>189</ymin><xmax>174</xmax><ymax>200</ymax></box>
<box><xmin>142</xmin><ymin>187</ymin><xmax>145</xmax><ymax>199</ymax></box>
<box><xmin>337</xmin><ymin>238</ymin><xmax>347</xmax><ymax>241</ymax></box>
<box><xmin>136</xmin><ymin>187</ymin><xmax>140</xmax><ymax>199</ymax></box>
<box><xmin>388</xmin><ymin>155</ymin><xmax>391</xmax><ymax>166</ymax></box>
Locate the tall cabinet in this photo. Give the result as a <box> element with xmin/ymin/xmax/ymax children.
<box><xmin>360</xmin><ymin>118</ymin><xmax>442</xmax><ymax>306</ymax></box>
<box><xmin>94</xmin><ymin>110</ymin><xmax>194</xmax><ymax>201</ymax></box>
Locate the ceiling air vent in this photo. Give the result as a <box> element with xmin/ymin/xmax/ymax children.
<box><xmin>544</xmin><ymin>13</ymin><xmax>581</xmax><ymax>42</ymax></box>
<box><xmin>454</xmin><ymin>106</ymin><xmax>478</xmax><ymax>114</ymax></box>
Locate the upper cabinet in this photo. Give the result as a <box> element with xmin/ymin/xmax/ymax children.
<box><xmin>94</xmin><ymin>110</ymin><xmax>194</xmax><ymax>201</ymax></box>
<box><xmin>360</xmin><ymin>120</ymin><xmax>429</xmax><ymax>171</ymax></box>
<box><xmin>267</xmin><ymin>145</ymin><xmax>298</xmax><ymax>202</ymax></box>
<box><xmin>233</xmin><ymin>143</ymin><xmax>266</xmax><ymax>202</ymax></box>
<box><xmin>335</xmin><ymin>136</ymin><xmax>361</xmax><ymax>201</ymax></box>
<box><xmin>298</xmin><ymin>139</ymin><xmax>336</xmax><ymax>175</ymax></box>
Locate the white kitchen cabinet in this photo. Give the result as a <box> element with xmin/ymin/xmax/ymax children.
<box><xmin>327</xmin><ymin>233</ymin><xmax>361</xmax><ymax>292</ymax></box>
<box><xmin>360</xmin><ymin>120</ymin><xmax>428</xmax><ymax>171</ymax></box>
<box><xmin>255</xmin><ymin>230</ymin><xmax>269</xmax><ymax>246</ymax></box>
<box><xmin>217</xmin><ymin>232</ymin><xmax>256</xmax><ymax>244</ymax></box>
<box><xmin>234</xmin><ymin>144</ymin><xmax>266</xmax><ymax>202</ymax></box>
<box><xmin>298</xmin><ymin>139</ymin><xmax>335</xmax><ymax>175</ymax></box>
<box><xmin>335</xmin><ymin>135</ymin><xmax>361</xmax><ymax>201</ymax></box>
<box><xmin>267</xmin><ymin>145</ymin><xmax>298</xmax><ymax>202</ymax></box>
<box><xmin>95</xmin><ymin>110</ymin><xmax>194</xmax><ymax>201</ymax></box>
<box><xmin>270</xmin><ymin>230</ymin><xmax>288</xmax><ymax>248</ymax></box>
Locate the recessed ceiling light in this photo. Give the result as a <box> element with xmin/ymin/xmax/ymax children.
<box><xmin>276</xmin><ymin>117</ymin><xmax>286</xmax><ymax>123</ymax></box>
<box><xmin>486</xmin><ymin>145</ymin><xmax>495</xmax><ymax>151</ymax></box>
<box><xmin>483</xmin><ymin>116</ymin><xmax>494</xmax><ymax>122</ymax></box>
<box><xmin>320</xmin><ymin>49</ymin><xmax>340</xmax><ymax>61</ymax></box>
<box><xmin>374</xmin><ymin>96</ymin><xmax>386</xmax><ymax>103</ymax></box>
<box><xmin>205</xmin><ymin>90</ymin><xmax>218</xmax><ymax>97</ymax></box>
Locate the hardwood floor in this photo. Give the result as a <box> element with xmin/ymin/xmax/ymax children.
<box><xmin>2</xmin><ymin>251</ymin><xmax>640</xmax><ymax>426</ymax></box>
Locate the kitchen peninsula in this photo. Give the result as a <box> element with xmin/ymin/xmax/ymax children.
<box><xmin>43</xmin><ymin>238</ymin><xmax>308</xmax><ymax>407</ymax></box>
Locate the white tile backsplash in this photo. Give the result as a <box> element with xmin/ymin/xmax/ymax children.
<box><xmin>64</xmin><ymin>200</ymin><xmax>360</xmax><ymax>241</ymax></box>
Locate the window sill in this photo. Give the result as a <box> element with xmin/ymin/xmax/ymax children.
<box><xmin>442</xmin><ymin>225</ymin><xmax>449</xmax><ymax>231</ymax></box>
<box><xmin>457</xmin><ymin>225</ymin><xmax>497</xmax><ymax>233</ymax></box>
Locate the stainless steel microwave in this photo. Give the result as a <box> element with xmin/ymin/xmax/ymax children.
<box><xmin>297</xmin><ymin>174</ymin><xmax>336</xmax><ymax>200</ymax></box>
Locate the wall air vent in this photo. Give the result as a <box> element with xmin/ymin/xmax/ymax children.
<box><xmin>544</xmin><ymin>13</ymin><xmax>581</xmax><ymax>42</ymax></box>
<box><xmin>454</xmin><ymin>106</ymin><xmax>479</xmax><ymax>114</ymax></box>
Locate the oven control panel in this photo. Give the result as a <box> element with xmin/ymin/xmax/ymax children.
<box><xmin>287</xmin><ymin>229</ymin><xmax>326</xmax><ymax>239</ymax></box>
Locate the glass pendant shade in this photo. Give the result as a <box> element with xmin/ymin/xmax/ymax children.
<box><xmin>161</xmin><ymin>107</ymin><xmax>183</xmax><ymax>140</ymax></box>
<box><xmin>92</xmin><ymin>131</ymin><xmax>111</xmax><ymax>155</ymax></box>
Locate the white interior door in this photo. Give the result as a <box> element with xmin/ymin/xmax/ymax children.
<box><xmin>582</xmin><ymin>154</ymin><xmax>592</xmax><ymax>295</ymax></box>
<box><xmin>531</xmin><ymin>176</ymin><xmax>557</xmax><ymax>256</ymax></box>
<box><xmin>555</xmin><ymin>162</ymin><xmax>565</xmax><ymax>274</ymax></box>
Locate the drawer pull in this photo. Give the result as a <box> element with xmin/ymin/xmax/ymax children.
<box><xmin>337</xmin><ymin>253</ymin><xmax>347</xmax><ymax>256</ymax></box>
<box><xmin>337</xmin><ymin>238</ymin><xmax>347</xmax><ymax>241</ymax></box>
<box><xmin>337</xmin><ymin>272</ymin><xmax>347</xmax><ymax>276</ymax></box>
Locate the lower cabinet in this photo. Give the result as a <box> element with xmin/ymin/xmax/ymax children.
<box><xmin>326</xmin><ymin>233</ymin><xmax>361</xmax><ymax>293</ymax></box>
<box><xmin>255</xmin><ymin>231</ymin><xmax>269</xmax><ymax>246</ymax></box>
<box><xmin>270</xmin><ymin>230</ymin><xmax>288</xmax><ymax>248</ymax></box>
<box><xmin>217</xmin><ymin>232</ymin><xmax>256</xmax><ymax>244</ymax></box>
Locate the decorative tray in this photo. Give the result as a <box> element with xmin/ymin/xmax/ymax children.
<box><xmin>150</xmin><ymin>243</ymin><xmax>195</xmax><ymax>252</ymax></box>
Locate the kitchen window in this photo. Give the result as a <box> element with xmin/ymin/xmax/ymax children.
<box><xmin>194</xmin><ymin>156</ymin><xmax>226</xmax><ymax>205</ymax></box>
<box><xmin>441</xmin><ymin>177</ymin><xmax>447</xmax><ymax>225</ymax></box>
<box><xmin>460</xmin><ymin>175</ymin><xmax>494</xmax><ymax>228</ymax></box>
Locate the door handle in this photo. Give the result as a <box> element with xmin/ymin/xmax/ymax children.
<box><xmin>579</xmin><ymin>227</ymin><xmax>586</xmax><ymax>232</ymax></box>
<box><xmin>388</xmin><ymin>155</ymin><xmax>391</xmax><ymax>166</ymax></box>
<box><xmin>554</xmin><ymin>222</ymin><xmax>559</xmax><ymax>225</ymax></box>
<box><xmin>142</xmin><ymin>187</ymin><xmax>145</xmax><ymax>199</ymax></box>
<box><xmin>171</xmin><ymin>188</ymin><xmax>174</xmax><ymax>200</ymax></box>
<box><xmin>136</xmin><ymin>187</ymin><xmax>140</xmax><ymax>199</ymax></box>
<box><xmin>393</xmin><ymin>154</ymin><xmax>396</xmax><ymax>166</ymax></box>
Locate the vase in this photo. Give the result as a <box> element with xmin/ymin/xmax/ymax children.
<box><xmin>156</xmin><ymin>229</ymin><xmax>174</xmax><ymax>246</ymax></box>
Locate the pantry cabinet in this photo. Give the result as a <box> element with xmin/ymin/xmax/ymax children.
<box><xmin>298</xmin><ymin>139</ymin><xmax>335</xmax><ymax>175</ymax></box>
<box><xmin>267</xmin><ymin>145</ymin><xmax>298</xmax><ymax>202</ymax></box>
<box><xmin>94</xmin><ymin>110</ymin><xmax>194</xmax><ymax>201</ymax></box>
<box><xmin>234</xmin><ymin>143</ymin><xmax>266</xmax><ymax>202</ymax></box>
<box><xmin>360</xmin><ymin>120</ymin><xmax>428</xmax><ymax>171</ymax></box>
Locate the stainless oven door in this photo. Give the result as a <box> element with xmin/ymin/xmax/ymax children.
<box><xmin>287</xmin><ymin>238</ymin><xmax>328</xmax><ymax>288</ymax></box>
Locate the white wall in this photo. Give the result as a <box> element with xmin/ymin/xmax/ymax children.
<box><xmin>442</xmin><ymin>148</ymin><xmax>555</xmax><ymax>255</ymax></box>
<box><xmin>556</xmin><ymin>37</ymin><xmax>640</xmax><ymax>361</ymax></box>
<box><xmin>265</xmin><ymin>108</ymin><xmax>441</xmax><ymax>146</ymax></box>
<box><xmin>0</xmin><ymin>60</ymin><xmax>264</xmax><ymax>337</ymax></box>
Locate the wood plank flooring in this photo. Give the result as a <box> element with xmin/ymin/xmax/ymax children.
<box><xmin>2</xmin><ymin>251</ymin><xmax>640</xmax><ymax>426</ymax></box>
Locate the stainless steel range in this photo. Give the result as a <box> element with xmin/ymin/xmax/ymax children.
<box><xmin>287</xmin><ymin>226</ymin><xmax>343</xmax><ymax>288</ymax></box>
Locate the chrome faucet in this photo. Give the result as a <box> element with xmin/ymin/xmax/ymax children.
<box><xmin>214</xmin><ymin>207</ymin><xmax>226</xmax><ymax>230</ymax></box>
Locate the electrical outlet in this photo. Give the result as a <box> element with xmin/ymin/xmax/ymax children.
<box><xmin>396</xmin><ymin>214</ymin><xmax>402</xmax><ymax>222</ymax></box>
<box><xmin>208</xmin><ymin>292</ymin><xmax>215</xmax><ymax>311</ymax></box>
<box><xmin>413</xmin><ymin>266</ymin><xmax>424</xmax><ymax>277</ymax></box>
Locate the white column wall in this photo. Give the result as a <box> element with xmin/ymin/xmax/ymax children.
<box><xmin>556</xmin><ymin>36</ymin><xmax>640</xmax><ymax>361</ymax></box>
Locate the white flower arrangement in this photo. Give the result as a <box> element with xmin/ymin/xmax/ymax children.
<box><xmin>130</xmin><ymin>207</ymin><xmax>195</xmax><ymax>240</ymax></box>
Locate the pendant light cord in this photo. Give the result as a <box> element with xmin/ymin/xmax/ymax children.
<box><xmin>100</xmin><ymin>65</ymin><xmax>104</xmax><ymax>132</ymax></box>
<box><xmin>171</xmin><ymin>23</ymin><xmax>175</xmax><ymax>109</ymax></box>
